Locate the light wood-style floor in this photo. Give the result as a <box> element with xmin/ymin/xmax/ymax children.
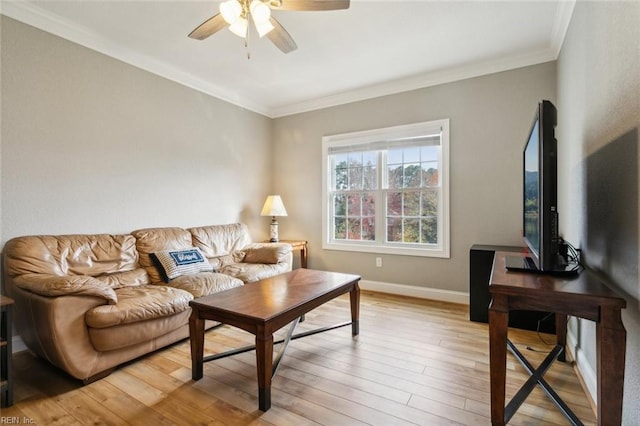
<box><xmin>2</xmin><ymin>291</ymin><xmax>596</xmax><ymax>425</ymax></box>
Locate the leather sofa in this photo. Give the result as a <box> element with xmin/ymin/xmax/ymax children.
<box><xmin>2</xmin><ymin>223</ymin><xmax>292</xmax><ymax>383</ymax></box>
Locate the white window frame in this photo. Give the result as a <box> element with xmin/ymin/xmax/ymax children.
<box><xmin>322</xmin><ymin>119</ymin><xmax>450</xmax><ymax>258</ymax></box>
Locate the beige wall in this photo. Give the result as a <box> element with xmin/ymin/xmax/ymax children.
<box><xmin>557</xmin><ymin>1</ymin><xmax>640</xmax><ymax>422</ymax></box>
<box><xmin>1</xmin><ymin>16</ymin><xmax>274</xmax><ymax>246</ymax></box>
<box><xmin>272</xmin><ymin>62</ymin><xmax>556</xmax><ymax>294</ymax></box>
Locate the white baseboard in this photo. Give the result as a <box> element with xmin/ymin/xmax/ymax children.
<box><xmin>359</xmin><ymin>279</ymin><xmax>469</xmax><ymax>305</ymax></box>
<box><xmin>567</xmin><ymin>326</ymin><xmax>597</xmax><ymax>404</ymax></box>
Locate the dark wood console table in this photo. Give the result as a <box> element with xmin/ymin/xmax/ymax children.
<box><xmin>489</xmin><ymin>251</ymin><xmax>626</xmax><ymax>426</ymax></box>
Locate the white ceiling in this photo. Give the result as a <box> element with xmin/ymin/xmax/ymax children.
<box><xmin>1</xmin><ymin>0</ymin><xmax>575</xmax><ymax>117</ymax></box>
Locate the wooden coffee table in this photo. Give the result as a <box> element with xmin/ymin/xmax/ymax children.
<box><xmin>189</xmin><ymin>269</ymin><xmax>361</xmax><ymax>411</ymax></box>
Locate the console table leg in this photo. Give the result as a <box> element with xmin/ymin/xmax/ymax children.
<box><xmin>597</xmin><ymin>307</ymin><xmax>626</xmax><ymax>425</ymax></box>
<box><xmin>556</xmin><ymin>313</ymin><xmax>567</xmax><ymax>363</ymax></box>
<box><xmin>489</xmin><ymin>294</ymin><xmax>509</xmax><ymax>426</ymax></box>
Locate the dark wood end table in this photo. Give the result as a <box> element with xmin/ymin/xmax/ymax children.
<box><xmin>189</xmin><ymin>269</ymin><xmax>360</xmax><ymax>411</ymax></box>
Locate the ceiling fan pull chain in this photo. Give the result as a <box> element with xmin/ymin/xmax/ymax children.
<box><xmin>245</xmin><ymin>18</ymin><xmax>251</xmax><ymax>59</ymax></box>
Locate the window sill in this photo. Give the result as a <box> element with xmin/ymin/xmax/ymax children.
<box><xmin>322</xmin><ymin>241</ymin><xmax>450</xmax><ymax>258</ymax></box>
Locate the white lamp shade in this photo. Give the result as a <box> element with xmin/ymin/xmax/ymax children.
<box><xmin>261</xmin><ymin>195</ymin><xmax>288</xmax><ymax>217</ymax></box>
<box><xmin>220</xmin><ymin>0</ymin><xmax>242</xmax><ymax>24</ymax></box>
<box><xmin>250</xmin><ymin>0</ymin><xmax>271</xmax><ymax>23</ymax></box>
<box><xmin>253</xmin><ymin>18</ymin><xmax>274</xmax><ymax>37</ymax></box>
<box><xmin>228</xmin><ymin>17</ymin><xmax>248</xmax><ymax>37</ymax></box>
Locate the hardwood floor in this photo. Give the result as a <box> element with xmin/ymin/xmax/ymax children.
<box><xmin>1</xmin><ymin>291</ymin><xmax>596</xmax><ymax>425</ymax></box>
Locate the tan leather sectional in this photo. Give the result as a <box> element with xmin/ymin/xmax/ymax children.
<box><xmin>2</xmin><ymin>223</ymin><xmax>292</xmax><ymax>383</ymax></box>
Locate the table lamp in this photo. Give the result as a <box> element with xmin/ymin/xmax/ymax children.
<box><xmin>260</xmin><ymin>195</ymin><xmax>288</xmax><ymax>242</ymax></box>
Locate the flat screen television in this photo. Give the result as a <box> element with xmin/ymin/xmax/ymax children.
<box><xmin>507</xmin><ymin>100</ymin><xmax>576</xmax><ymax>274</ymax></box>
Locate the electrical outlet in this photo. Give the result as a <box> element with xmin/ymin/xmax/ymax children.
<box><xmin>375</xmin><ymin>257</ymin><xmax>382</xmax><ymax>267</ymax></box>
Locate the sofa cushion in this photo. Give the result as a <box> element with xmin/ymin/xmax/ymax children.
<box><xmin>165</xmin><ymin>272</ymin><xmax>243</xmax><ymax>298</ymax></box>
<box><xmin>151</xmin><ymin>247</ymin><xmax>213</xmax><ymax>282</ymax></box>
<box><xmin>85</xmin><ymin>285</ymin><xmax>193</xmax><ymax>329</ymax></box>
<box><xmin>4</xmin><ymin>234</ymin><xmax>138</xmax><ymax>277</ymax></box>
<box><xmin>189</xmin><ymin>223</ymin><xmax>252</xmax><ymax>257</ymax></box>
<box><xmin>88</xmin><ymin>309</ymin><xmax>191</xmax><ymax>352</ymax></box>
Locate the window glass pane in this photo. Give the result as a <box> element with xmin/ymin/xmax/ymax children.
<box><xmin>363</xmin><ymin>165</ymin><xmax>377</xmax><ymax>190</ymax></box>
<box><xmin>421</xmin><ymin>190</ymin><xmax>438</xmax><ymax>216</ymax></box>
<box><xmin>403</xmin><ymin>218</ymin><xmax>420</xmax><ymax>243</ymax></box>
<box><xmin>387</xmin><ymin>217</ymin><xmax>402</xmax><ymax>242</ymax></box>
<box><xmin>347</xmin><ymin>218</ymin><xmax>361</xmax><ymax>240</ymax></box>
<box><xmin>404</xmin><ymin>146</ymin><xmax>421</xmax><ymax>163</ymax></box>
<box><xmin>362</xmin><ymin>151</ymin><xmax>377</xmax><ymax>166</ymax></box>
<box><xmin>347</xmin><ymin>194</ymin><xmax>361</xmax><ymax>216</ymax></box>
<box><xmin>421</xmin><ymin>163</ymin><xmax>439</xmax><ymax>187</ymax></box>
<box><xmin>421</xmin><ymin>146</ymin><xmax>439</xmax><ymax>162</ymax></box>
<box><xmin>421</xmin><ymin>217</ymin><xmax>438</xmax><ymax>244</ymax></box>
<box><xmin>335</xmin><ymin>167</ymin><xmax>348</xmax><ymax>190</ymax></box>
<box><xmin>404</xmin><ymin>164</ymin><xmax>421</xmax><ymax>188</ymax></box>
<box><xmin>348</xmin><ymin>152</ymin><xmax>362</xmax><ymax>168</ymax></box>
<box><xmin>334</xmin><ymin>217</ymin><xmax>346</xmax><ymax>239</ymax></box>
<box><xmin>362</xmin><ymin>193</ymin><xmax>376</xmax><ymax>216</ymax></box>
<box><xmin>348</xmin><ymin>167</ymin><xmax>363</xmax><ymax>190</ymax></box>
<box><xmin>386</xmin><ymin>192</ymin><xmax>402</xmax><ymax>216</ymax></box>
<box><xmin>403</xmin><ymin>191</ymin><xmax>420</xmax><ymax>216</ymax></box>
<box><xmin>388</xmin><ymin>148</ymin><xmax>402</xmax><ymax>165</ymax></box>
<box><xmin>362</xmin><ymin>217</ymin><xmax>375</xmax><ymax>241</ymax></box>
<box><xmin>334</xmin><ymin>194</ymin><xmax>347</xmax><ymax>216</ymax></box>
<box><xmin>387</xmin><ymin>165</ymin><xmax>403</xmax><ymax>189</ymax></box>
<box><xmin>334</xmin><ymin>153</ymin><xmax>349</xmax><ymax>167</ymax></box>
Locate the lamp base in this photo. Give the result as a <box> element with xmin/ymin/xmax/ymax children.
<box><xmin>269</xmin><ymin>217</ymin><xmax>279</xmax><ymax>243</ymax></box>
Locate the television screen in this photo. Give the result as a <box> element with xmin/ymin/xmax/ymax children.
<box><xmin>523</xmin><ymin>120</ymin><xmax>540</xmax><ymax>257</ymax></box>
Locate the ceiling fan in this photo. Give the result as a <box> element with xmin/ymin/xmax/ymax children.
<box><xmin>188</xmin><ymin>0</ymin><xmax>350</xmax><ymax>56</ymax></box>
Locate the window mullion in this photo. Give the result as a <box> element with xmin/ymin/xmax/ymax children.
<box><xmin>377</xmin><ymin>150</ymin><xmax>385</xmax><ymax>245</ymax></box>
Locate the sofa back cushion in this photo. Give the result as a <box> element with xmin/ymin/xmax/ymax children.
<box><xmin>4</xmin><ymin>234</ymin><xmax>139</xmax><ymax>279</ymax></box>
<box><xmin>189</xmin><ymin>223</ymin><xmax>252</xmax><ymax>258</ymax></box>
<box><xmin>131</xmin><ymin>227</ymin><xmax>193</xmax><ymax>284</ymax></box>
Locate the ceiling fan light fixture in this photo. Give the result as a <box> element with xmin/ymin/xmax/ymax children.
<box><xmin>250</xmin><ymin>0</ymin><xmax>271</xmax><ymax>23</ymax></box>
<box><xmin>220</xmin><ymin>0</ymin><xmax>242</xmax><ymax>24</ymax></box>
<box><xmin>228</xmin><ymin>16</ymin><xmax>248</xmax><ymax>37</ymax></box>
<box><xmin>253</xmin><ymin>19</ymin><xmax>275</xmax><ymax>37</ymax></box>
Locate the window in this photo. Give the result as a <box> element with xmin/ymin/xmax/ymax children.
<box><xmin>322</xmin><ymin>119</ymin><xmax>450</xmax><ymax>258</ymax></box>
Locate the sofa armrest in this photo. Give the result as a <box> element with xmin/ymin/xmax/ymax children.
<box><xmin>243</xmin><ymin>243</ymin><xmax>292</xmax><ymax>265</ymax></box>
<box><xmin>12</xmin><ymin>273</ymin><xmax>118</xmax><ymax>304</ymax></box>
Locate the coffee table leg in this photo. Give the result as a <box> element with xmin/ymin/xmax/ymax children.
<box><xmin>350</xmin><ymin>282</ymin><xmax>360</xmax><ymax>335</ymax></box>
<box><xmin>189</xmin><ymin>308</ymin><xmax>205</xmax><ymax>380</ymax></box>
<box><xmin>256</xmin><ymin>331</ymin><xmax>274</xmax><ymax>411</ymax></box>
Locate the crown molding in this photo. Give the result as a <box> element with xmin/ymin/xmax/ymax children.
<box><xmin>2</xmin><ymin>1</ymin><xmax>575</xmax><ymax>119</ymax></box>
<box><xmin>550</xmin><ymin>0</ymin><xmax>576</xmax><ymax>57</ymax></box>
<box><xmin>269</xmin><ymin>48</ymin><xmax>558</xmax><ymax>118</ymax></box>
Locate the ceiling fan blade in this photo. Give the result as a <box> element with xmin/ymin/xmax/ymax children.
<box><xmin>188</xmin><ymin>13</ymin><xmax>227</xmax><ymax>40</ymax></box>
<box><xmin>269</xmin><ymin>0</ymin><xmax>350</xmax><ymax>11</ymax></box>
<box><xmin>266</xmin><ymin>17</ymin><xmax>298</xmax><ymax>53</ymax></box>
